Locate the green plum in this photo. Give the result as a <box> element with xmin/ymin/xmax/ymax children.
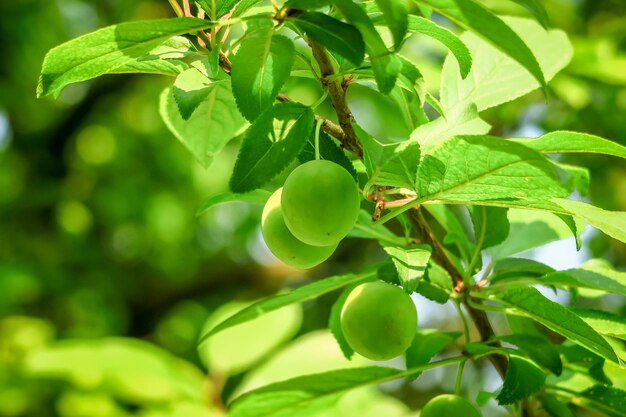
<box><xmin>262</xmin><ymin>188</ymin><xmax>337</xmax><ymax>269</ymax></box>
<box><xmin>281</xmin><ymin>160</ymin><xmax>360</xmax><ymax>247</ymax></box>
<box><xmin>340</xmin><ymin>281</ymin><xmax>417</xmax><ymax>361</ymax></box>
<box><xmin>421</xmin><ymin>395</ymin><xmax>482</xmax><ymax>417</ymax></box>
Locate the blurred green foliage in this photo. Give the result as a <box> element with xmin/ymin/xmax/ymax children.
<box><xmin>0</xmin><ymin>1</ymin><xmax>625</xmax><ymax>416</ymax></box>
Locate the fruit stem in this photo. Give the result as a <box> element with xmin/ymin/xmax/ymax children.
<box><xmin>454</xmin><ymin>359</ymin><xmax>466</xmax><ymax>395</ymax></box>
<box><xmin>315</xmin><ymin>118</ymin><xmax>323</xmax><ymax>161</ymax></box>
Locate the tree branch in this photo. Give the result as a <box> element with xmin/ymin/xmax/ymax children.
<box><xmin>307</xmin><ymin>39</ymin><xmax>363</xmax><ymax>158</ymax></box>
<box><xmin>407</xmin><ymin>208</ymin><xmax>508</xmax><ymax>379</ymax></box>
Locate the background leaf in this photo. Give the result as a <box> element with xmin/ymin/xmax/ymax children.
<box><xmin>231</xmin><ymin>30</ymin><xmax>295</xmax><ymax>121</ymax></box>
<box><xmin>288</xmin><ymin>12</ymin><xmax>365</xmax><ymax>65</ymax></box>
<box><xmin>510</xmin><ymin>0</ymin><xmax>551</xmax><ymax>28</ymax></box>
<box><xmin>405</xmin><ymin>330</ymin><xmax>460</xmax><ymax>381</ymax></box>
<box><xmin>297</xmin><ymin>130</ymin><xmax>357</xmax><ymax>179</ymax></box>
<box><xmin>497</xmin><ymin>287</ymin><xmax>618</xmax><ymax>362</ymax></box>
<box><xmin>375</xmin><ymin>0</ymin><xmax>408</xmax><ymax>49</ymax></box>
<box><xmin>172</xmin><ymin>68</ymin><xmax>218</xmax><ymax>120</ymax></box>
<box><xmin>160</xmin><ymin>77</ymin><xmax>246</xmax><ymax>168</ymax></box>
<box><xmin>418</xmin><ymin>0</ymin><xmax>547</xmax><ymax>91</ymax></box>
<box><xmin>229</xmin><ymin>357</ymin><xmax>464</xmax><ymax>417</ymax></box>
<box><xmin>229</xmin><ymin>102</ymin><xmax>313</xmax><ymax>193</ymax></box>
<box><xmin>440</xmin><ymin>17</ymin><xmax>571</xmax><ymax>112</ymax></box>
<box><xmin>405</xmin><ymin>16</ymin><xmax>472</xmax><ymax>78</ymax></box>
<box><xmin>199</xmin><ymin>270</ymin><xmax>377</xmax><ymax>342</ymax></box>
<box><xmin>328</xmin><ymin>286</ymin><xmax>356</xmax><ymax>360</ymax></box>
<box><xmin>496</xmin><ymin>355</ymin><xmax>546</xmax><ymax>405</ymax></box>
<box><xmin>196</xmin><ymin>190</ymin><xmax>271</xmax><ymax>216</ymax></box>
<box><xmin>38</xmin><ymin>17</ymin><xmax>214</xmax><ymax>97</ymax></box>
<box><xmin>497</xmin><ymin>334</ymin><xmax>562</xmax><ymax>375</ymax></box>
<box><xmin>469</xmin><ymin>206</ymin><xmax>510</xmax><ymax>251</ymax></box>
<box><xmin>513</xmin><ymin>131</ymin><xmax>626</xmax><ymax>160</ymax></box>
<box><xmin>331</xmin><ymin>0</ymin><xmax>401</xmax><ymax>94</ymax></box>
<box><xmin>570</xmin><ymin>307</ymin><xmax>626</xmax><ymax>341</ymax></box>
<box><xmin>383</xmin><ymin>245</ymin><xmax>432</xmax><ymax>293</ymax></box>
<box><xmin>416</xmin><ymin>135</ymin><xmax>568</xmax><ymax>203</ymax></box>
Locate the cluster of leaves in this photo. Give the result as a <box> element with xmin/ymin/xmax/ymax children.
<box><xmin>37</xmin><ymin>0</ymin><xmax>626</xmax><ymax>416</ymax></box>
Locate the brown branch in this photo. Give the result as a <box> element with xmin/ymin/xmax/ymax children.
<box><xmin>307</xmin><ymin>39</ymin><xmax>363</xmax><ymax>158</ymax></box>
<box><xmin>407</xmin><ymin>208</ymin><xmax>508</xmax><ymax>379</ymax></box>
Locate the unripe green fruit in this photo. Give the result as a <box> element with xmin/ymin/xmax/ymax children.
<box><xmin>262</xmin><ymin>188</ymin><xmax>337</xmax><ymax>269</ymax></box>
<box><xmin>340</xmin><ymin>281</ymin><xmax>417</xmax><ymax>361</ymax></box>
<box><xmin>281</xmin><ymin>160</ymin><xmax>360</xmax><ymax>247</ymax></box>
<box><xmin>421</xmin><ymin>395</ymin><xmax>482</xmax><ymax>417</ymax></box>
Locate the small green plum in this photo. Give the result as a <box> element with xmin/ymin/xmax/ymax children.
<box><xmin>340</xmin><ymin>281</ymin><xmax>417</xmax><ymax>361</ymax></box>
<box><xmin>281</xmin><ymin>160</ymin><xmax>360</xmax><ymax>247</ymax></box>
<box><xmin>262</xmin><ymin>188</ymin><xmax>337</xmax><ymax>269</ymax></box>
<box><xmin>421</xmin><ymin>395</ymin><xmax>482</xmax><ymax>417</ymax></box>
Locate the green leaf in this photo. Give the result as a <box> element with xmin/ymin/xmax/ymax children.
<box><xmin>417</xmin><ymin>0</ymin><xmax>547</xmax><ymax>92</ymax></box>
<box><xmin>383</xmin><ymin>245</ymin><xmax>432</xmax><ymax>293</ymax></box>
<box><xmin>570</xmin><ymin>307</ymin><xmax>626</xmax><ymax>341</ymax></box>
<box><xmin>488</xmin><ymin>210</ymin><xmax>574</xmax><ymax>261</ymax></box>
<box><xmin>229</xmin><ymin>102</ymin><xmax>313</xmax><ymax>193</ymax></box>
<box><xmin>410</xmin><ymin>103</ymin><xmax>490</xmax><ymax>153</ymax></box>
<box><xmin>38</xmin><ymin>17</ymin><xmax>214</xmax><ymax>98</ymax></box>
<box><xmin>513</xmin><ymin>131</ymin><xmax>626</xmax><ymax>160</ymax></box>
<box><xmin>497</xmin><ymin>334</ymin><xmax>562</xmax><ymax>375</ymax></box>
<box><xmin>440</xmin><ymin>17</ymin><xmax>570</xmax><ymax>112</ymax></box>
<box><xmin>196</xmin><ymin>190</ymin><xmax>271</xmax><ymax>216</ymax></box>
<box><xmin>297</xmin><ymin>130</ymin><xmax>357</xmax><ymax>179</ymax></box>
<box><xmin>231</xmin><ymin>30</ymin><xmax>295</xmax><ymax>121</ymax></box>
<box><xmin>284</xmin><ymin>0</ymin><xmax>330</xmax><ymax>9</ymax></box>
<box><xmin>331</xmin><ymin>0</ymin><xmax>401</xmax><ymax>94</ymax></box>
<box><xmin>559</xmin><ymin>344</ymin><xmax>611</xmax><ymax>385</ymax></box>
<box><xmin>198</xmin><ymin>269</ymin><xmax>377</xmax><ymax>342</ymax></box>
<box><xmin>416</xmin><ymin>136</ymin><xmax>568</xmax><ymax>204</ymax></box>
<box><xmin>405</xmin><ymin>330</ymin><xmax>460</xmax><ymax>381</ymax></box>
<box><xmin>328</xmin><ymin>286</ymin><xmax>356</xmax><ymax>360</ymax></box>
<box><xmin>25</xmin><ymin>338</ymin><xmax>206</xmax><ymax>403</ymax></box>
<box><xmin>406</xmin><ymin>16</ymin><xmax>472</xmax><ymax>78</ymax></box>
<box><xmin>356</xmin><ymin>124</ymin><xmax>421</xmax><ymax>190</ymax></box>
<box><xmin>538</xmin><ymin>394</ymin><xmax>575</xmax><ymax>417</ymax></box>
<box><xmin>199</xmin><ymin>301</ymin><xmax>302</xmax><ymax>375</ymax></box>
<box><xmin>576</xmin><ymin>385</ymin><xmax>626</xmax><ymax>417</ymax></box>
<box><xmin>424</xmin><ymin>204</ymin><xmax>474</xmax><ymax>263</ymax></box>
<box><xmin>469</xmin><ymin>206</ymin><xmax>509</xmax><ymax>251</ymax></box>
<box><xmin>288</xmin><ymin>12</ymin><xmax>365</xmax><ymax>66</ymax></box>
<box><xmin>496</xmin><ymin>355</ymin><xmax>546</xmax><ymax>405</ymax></box>
<box><xmin>229</xmin><ymin>357</ymin><xmax>465</xmax><ymax>417</ymax></box>
<box><xmin>160</xmin><ymin>77</ymin><xmax>246</xmax><ymax>168</ymax></box>
<box><xmin>112</xmin><ymin>57</ymin><xmax>187</xmax><ymax>77</ymax></box>
<box><xmin>197</xmin><ymin>0</ymin><xmax>263</xmax><ymax>18</ymax></box>
<box><xmin>540</xmin><ymin>259</ymin><xmax>626</xmax><ymax>297</ymax></box>
<box><xmin>491</xmin><ymin>258</ymin><xmax>555</xmax><ymax>282</ymax></box>
<box><xmin>510</xmin><ymin>0</ymin><xmax>551</xmax><ymax>28</ymax></box>
<box><xmin>417</xmin><ymin>261</ymin><xmax>453</xmax><ymax>303</ymax></box>
<box><xmin>497</xmin><ymin>287</ymin><xmax>618</xmax><ymax>363</ymax></box>
<box><xmin>172</xmin><ymin>68</ymin><xmax>218</xmax><ymax>120</ymax></box>
<box><xmin>554</xmin><ymin>198</ymin><xmax>626</xmax><ymax>244</ymax></box>
<box><xmin>375</xmin><ymin>0</ymin><xmax>408</xmax><ymax>49</ymax></box>
<box><xmin>348</xmin><ymin>211</ymin><xmax>407</xmax><ymax>247</ymax></box>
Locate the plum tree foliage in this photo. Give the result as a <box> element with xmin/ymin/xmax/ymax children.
<box><xmin>38</xmin><ymin>0</ymin><xmax>626</xmax><ymax>416</ymax></box>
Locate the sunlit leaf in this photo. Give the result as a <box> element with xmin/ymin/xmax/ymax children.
<box><xmin>497</xmin><ymin>287</ymin><xmax>618</xmax><ymax>363</ymax></box>
<box><xmin>38</xmin><ymin>18</ymin><xmax>214</xmax><ymax>97</ymax></box>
